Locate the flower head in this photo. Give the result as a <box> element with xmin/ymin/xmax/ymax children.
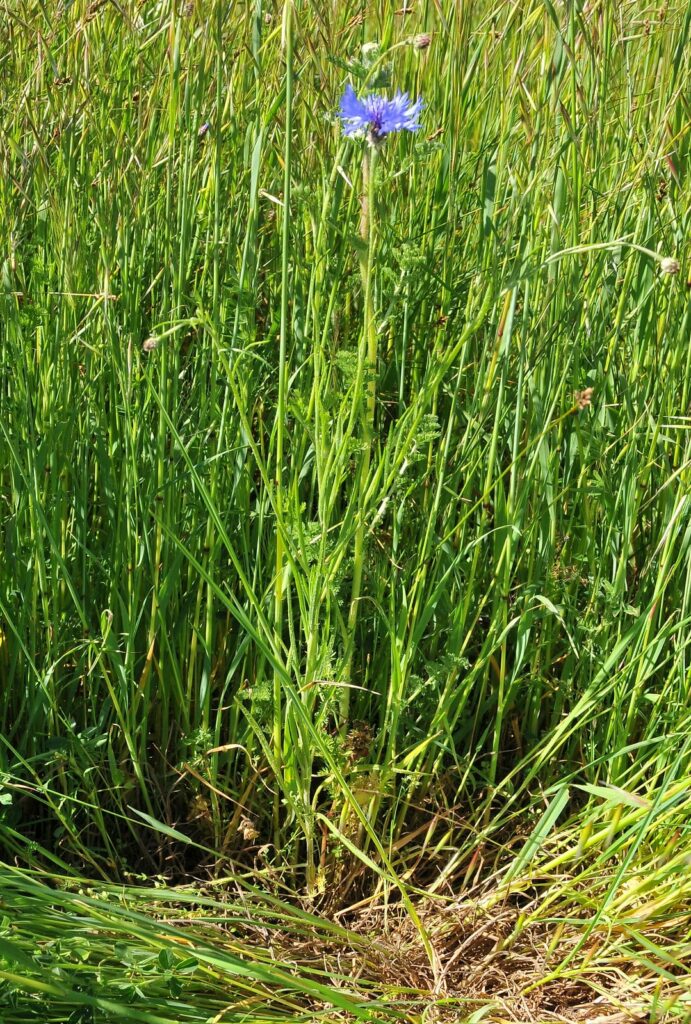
<box><xmin>660</xmin><ymin>256</ymin><xmax>680</xmax><ymax>275</ymax></box>
<box><xmin>338</xmin><ymin>83</ymin><xmax>423</xmax><ymax>145</ymax></box>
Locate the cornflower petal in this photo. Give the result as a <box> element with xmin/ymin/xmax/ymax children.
<box><xmin>339</xmin><ymin>83</ymin><xmax>370</xmax><ymax>132</ymax></box>
<box><xmin>337</xmin><ymin>84</ymin><xmax>424</xmax><ymax>142</ymax></box>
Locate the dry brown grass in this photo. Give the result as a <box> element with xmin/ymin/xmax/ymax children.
<box><xmin>257</xmin><ymin>882</ymin><xmax>690</xmax><ymax>1024</ymax></box>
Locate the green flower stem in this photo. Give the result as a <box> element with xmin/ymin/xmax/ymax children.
<box><xmin>274</xmin><ymin>0</ymin><xmax>293</xmax><ymax>839</ymax></box>
<box><xmin>342</xmin><ymin>146</ymin><xmax>378</xmax><ymax>728</ymax></box>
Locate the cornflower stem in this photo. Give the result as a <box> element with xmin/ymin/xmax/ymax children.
<box><xmin>342</xmin><ymin>146</ymin><xmax>378</xmax><ymax>729</ymax></box>
<box><xmin>274</xmin><ymin>0</ymin><xmax>293</xmax><ymax>840</ymax></box>
<box><xmin>364</xmin><ymin>150</ymin><xmax>379</xmax><ymax>433</ymax></box>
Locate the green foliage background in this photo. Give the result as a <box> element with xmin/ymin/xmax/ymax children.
<box><xmin>0</xmin><ymin>4</ymin><xmax>690</xmax><ymax>1010</ymax></box>
<box><xmin>1</xmin><ymin>0</ymin><xmax>691</xmax><ymax>1019</ymax></box>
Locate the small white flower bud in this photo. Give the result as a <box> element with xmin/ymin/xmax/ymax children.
<box><xmin>660</xmin><ymin>256</ymin><xmax>680</xmax><ymax>275</ymax></box>
<box><xmin>361</xmin><ymin>42</ymin><xmax>381</xmax><ymax>68</ymax></box>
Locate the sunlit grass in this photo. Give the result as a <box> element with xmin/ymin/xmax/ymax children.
<box><xmin>1</xmin><ymin>0</ymin><xmax>690</xmax><ymax>1019</ymax></box>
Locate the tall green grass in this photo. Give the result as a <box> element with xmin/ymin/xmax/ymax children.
<box><xmin>1</xmin><ymin>0</ymin><xmax>691</xmax><ymax>1018</ymax></box>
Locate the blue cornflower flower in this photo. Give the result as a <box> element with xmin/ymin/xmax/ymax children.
<box><xmin>338</xmin><ymin>83</ymin><xmax>423</xmax><ymax>145</ymax></box>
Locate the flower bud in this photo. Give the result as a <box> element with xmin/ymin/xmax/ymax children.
<box><xmin>660</xmin><ymin>256</ymin><xmax>680</xmax><ymax>275</ymax></box>
<box><xmin>361</xmin><ymin>41</ymin><xmax>381</xmax><ymax>68</ymax></box>
<box><xmin>413</xmin><ymin>33</ymin><xmax>432</xmax><ymax>50</ymax></box>
<box><xmin>576</xmin><ymin>387</ymin><xmax>594</xmax><ymax>411</ymax></box>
